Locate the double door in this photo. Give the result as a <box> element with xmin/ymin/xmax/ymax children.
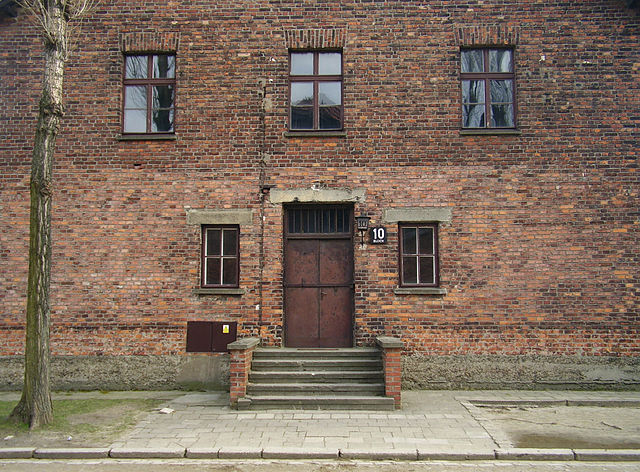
<box><xmin>284</xmin><ymin>206</ymin><xmax>354</xmax><ymax>348</ymax></box>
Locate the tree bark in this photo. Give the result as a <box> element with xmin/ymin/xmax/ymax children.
<box><xmin>10</xmin><ymin>0</ymin><xmax>68</xmax><ymax>429</ymax></box>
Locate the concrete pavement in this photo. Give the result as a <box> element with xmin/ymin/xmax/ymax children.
<box><xmin>1</xmin><ymin>390</ymin><xmax>640</xmax><ymax>463</ymax></box>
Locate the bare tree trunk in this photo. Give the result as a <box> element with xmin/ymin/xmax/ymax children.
<box><xmin>10</xmin><ymin>0</ymin><xmax>68</xmax><ymax>429</ymax></box>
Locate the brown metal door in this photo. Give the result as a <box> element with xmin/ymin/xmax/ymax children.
<box><xmin>284</xmin><ymin>206</ymin><xmax>353</xmax><ymax>348</ymax></box>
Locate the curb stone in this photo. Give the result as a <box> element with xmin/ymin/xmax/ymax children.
<box><xmin>109</xmin><ymin>447</ymin><xmax>186</xmax><ymax>458</ymax></box>
<box><xmin>217</xmin><ymin>446</ymin><xmax>262</xmax><ymax>459</ymax></box>
<box><xmin>417</xmin><ymin>448</ymin><xmax>496</xmax><ymax>461</ymax></box>
<box><xmin>33</xmin><ymin>448</ymin><xmax>110</xmax><ymax>459</ymax></box>
<box><xmin>0</xmin><ymin>448</ymin><xmax>35</xmax><ymax>459</ymax></box>
<box><xmin>185</xmin><ymin>448</ymin><xmax>220</xmax><ymax>459</ymax></box>
<box><xmin>262</xmin><ymin>447</ymin><xmax>338</xmax><ymax>459</ymax></box>
<box><xmin>340</xmin><ymin>449</ymin><xmax>418</xmax><ymax>460</ymax></box>
<box><xmin>574</xmin><ymin>449</ymin><xmax>640</xmax><ymax>462</ymax></box>
<box><xmin>495</xmin><ymin>448</ymin><xmax>574</xmax><ymax>461</ymax></box>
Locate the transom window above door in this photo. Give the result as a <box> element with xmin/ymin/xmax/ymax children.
<box><xmin>289</xmin><ymin>51</ymin><xmax>343</xmax><ymax>131</ymax></box>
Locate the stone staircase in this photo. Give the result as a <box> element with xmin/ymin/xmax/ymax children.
<box><xmin>238</xmin><ymin>347</ymin><xmax>395</xmax><ymax>410</ymax></box>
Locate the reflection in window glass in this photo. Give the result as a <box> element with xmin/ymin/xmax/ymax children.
<box><xmin>318</xmin><ymin>52</ymin><xmax>341</xmax><ymax>75</ymax></box>
<box><xmin>153</xmin><ymin>55</ymin><xmax>175</xmax><ymax>78</ymax></box>
<box><xmin>125</xmin><ymin>56</ymin><xmax>147</xmax><ymax>79</ymax></box>
<box><xmin>290</xmin><ymin>52</ymin><xmax>314</xmax><ymax>75</ymax></box>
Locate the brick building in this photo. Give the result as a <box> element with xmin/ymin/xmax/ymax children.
<box><xmin>1</xmin><ymin>0</ymin><xmax>639</xmax><ymax>394</ymax></box>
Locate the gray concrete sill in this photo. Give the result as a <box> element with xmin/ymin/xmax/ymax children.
<box><xmin>460</xmin><ymin>128</ymin><xmax>521</xmax><ymax>136</ymax></box>
<box><xmin>376</xmin><ymin>336</ymin><xmax>403</xmax><ymax>349</ymax></box>
<box><xmin>394</xmin><ymin>287</ymin><xmax>447</xmax><ymax>296</ymax></box>
<box><xmin>119</xmin><ymin>133</ymin><xmax>177</xmax><ymax>141</ymax></box>
<box><xmin>284</xmin><ymin>130</ymin><xmax>346</xmax><ymax>138</ymax></box>
<box><xmin>192</xmin><ymin>288</ymin><xmax>245</xmax><ymax>296</ymax></box>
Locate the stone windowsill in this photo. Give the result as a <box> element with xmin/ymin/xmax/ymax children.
<box><xmin>192</xmin><ymin>288</ymin><xmax>245</xmax><ymax>296</ymax></box>
<box><xmin>460</xmin><ymin>128</ymin><xmax>521</xmax><ymax>136</ymax></box>
<box><xmin>394</xmin><ymin>287</ymin><xmax>447</xmax><ymax>296</ymax></box>
<box><xmin>284</xmin><ymin>130</ymin><xmax>347</xmax><ymax>138</ymax></box>
<box><xmin>119</xmin><ymin>133</ymin><xmax>177</xmax><ymax>141</ymax></box>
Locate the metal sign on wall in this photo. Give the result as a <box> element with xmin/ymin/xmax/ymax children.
<box><xmin>370</xmin><ymin>226</ymin><xmax>387</xmax><ymax>244</ymax></box>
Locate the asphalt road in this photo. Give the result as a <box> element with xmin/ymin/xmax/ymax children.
<box><xmin>0</xmin><ymin>460</ymin><xmax>639</xmax><ymax>471</ymax></box>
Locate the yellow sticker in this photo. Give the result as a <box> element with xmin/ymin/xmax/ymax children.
<box><xmin>222</xmin><ymin>324</ymin><xmax>230</xmax><ymax>334</ymax></box>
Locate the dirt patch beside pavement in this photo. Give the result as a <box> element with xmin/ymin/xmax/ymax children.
<box><xmin>0</xmin><ymin>398</ymin><xmax>164</xmax><ymax>448</ymax></box>
<box><xmin>470</xmin><ymin>403</ymin><xmax>640</xmax><ymax>449</ymax></box>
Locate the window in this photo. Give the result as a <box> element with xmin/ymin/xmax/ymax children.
<box><xmin>289</xmin><ymin>51</ymin><xmax>343</xmax><ymax>130</ymax></box>
<box><xmin>399</xmin><ymin>223</ymin><xmax>439</xmax><ymax>287</ymax></box>
<box><xmin>123</xmin><ymin>54</ymin><xmax>176</xmax><ymax>134</ymax></box>
<box><xmin>201</xmin><ymin>226</ymin><xmax>239</xmax><ymax>287</ymax></box>
<box><xmin>461</xmin><ymin>48</ymin><xmax>515</xmax><ymax>129</ymax></box>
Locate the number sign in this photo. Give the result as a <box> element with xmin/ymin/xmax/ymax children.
<box><xmin>370</xmin><ymin>226</ymin><xmax>387</xmax><ymax>244</ymax></box>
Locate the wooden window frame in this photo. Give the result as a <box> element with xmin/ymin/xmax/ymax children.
<box><xmin>460</xmin><ymin>47</ymin><xmax>516</xmax><ymax>130</ymax></box>
<box><xmin>288</xmin><ymin>50</ymin><xmax>344</xmax><ymax>131</ymax></box>
<box><xmin>399</xmin><ymin>223</ymin><xmax>440</xmax><ymax>288</ymax></box>
<box><xmin>122</xmin><ymin>53</ymin><xmax>176</xmax><ymax>135</ymax></box>
<box><xmin>201</xmin><ymin>225</ymin><xmax>240</xmax><ymax>288</ymax></box>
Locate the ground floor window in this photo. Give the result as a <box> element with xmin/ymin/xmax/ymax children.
<box><xmin>399</xmin><ymin>223</ymin><xmax>439</xmax><ymax>287</ymax></box>
<box><xmin>201</xmin><ymin>225</ymin><xmax>239</xmax><ymax>287</ymax></box>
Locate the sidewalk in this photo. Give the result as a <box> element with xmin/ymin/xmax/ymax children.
<box><xmin>1</xmin><ymin>390</ymin><xmax>640</xmax><ymax>462</ymax></box>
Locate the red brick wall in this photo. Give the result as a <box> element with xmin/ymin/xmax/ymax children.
<box><xmin>1</xmin><ymin>1</ymin><xmax>638</xmax><ymax>361</ymax></box>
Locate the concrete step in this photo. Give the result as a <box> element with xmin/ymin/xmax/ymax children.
<box><xmin>240</xmin><ymin>395</ymin><xmax>396</xmax><ymax>411</ymax></box>
<box><xmin>249</xmin><ymin>370</ymin><xmax>384</xmax><ymax>384</ymax></box>
<box><xmin>251</xmin><ymin>358</ymin><xmax>382</xmax><ymax>372</ymax></box>
<box><xmin>253</xmin><ymin>348</ymin><xmax>380</xmax><ymax>359</ymax></box>
<box><xmin>246</xmin><ymin>382</ymin><xmax>386</xmax><ymax>396</ymax></box>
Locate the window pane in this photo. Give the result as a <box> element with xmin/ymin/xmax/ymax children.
<box><xmin>153</xmin><ymin>55</ymin><xmax>175</xmax><ymax>78</ymax></box>
<box><xmin>205</xmin><ymin>258</ymin><xmax>221</xmax><ymax>285</ymax></box>
<box><xmin>206</xmin><ymin>229</ymin><xmax>221</xmax><ymax>256</ymax></box>
<box><xmin>491</xmin><ymin>104</ymin><xmax>514</xmax><ymax>127</ymax></box>
<box><xmin>290</xmin><ymin>52</ymin><xmax>313</xmax><ymax>75</ymax></box>
<box><xmin>222</xmin><ymin>229</ymin><xmax>237</xmax><ymax>256</ymax></box>
<box><xmin>318</xmin><ymin>52</ymin><xmax>341</xmax><ymax>75</ymax></box>
<box><xmin>125</xmin><ymin>85</ymin><xmax>147</xmax><ymax>109</ymax></box>
<box><xmin>418</xmin><ymin>227</ymin><xmax>434</xmax><ymax>255</ymax></box>
<box><xmin>402</xmin><ymin>227</ymin><xmax>417</xmax><ymax>255</ymax></box>
<box><xmin>123</xmin><ymin>109</ymin><xmax>147</xmax><ymax>132</ymax></box>
<box><xmin>461</xmin><ymin>49</ymin><xmax>483</xmax><ymax>73</ymax></box>
<box><xmin>318</xmin><ymin>81</ymin><xmax>341</xmax><ymax>105</ymax></box>
<box><xmin>402</xmin><ymin>256</ymin><xmax>418</xmax><ymax>284</ymax></box>
<box><xmin>125</xmin><ymin>55</ymin><xmax>148</xmax><ymax>79</ymax></box>
<box><xmin>489</xmin><ymin>49</ymin><xmax>512</xmax><ymax>72</ymax></box>
<box><xmin>153</xmin><ymin>85</ymin><xmax>175</xmax><ymax>109</ymax></box>
<box><xmin>152</xmin><ymin>109</ymin><xmax>174</xmax><ymax>132</ymax></box>
<box><xmin>462</xmin><ymin>80</ymin><xmax>485</xmax><ymax>104</ymax></box>
<box><xmin>319</xmin><ymin>106</ymin><xmax>341</xmax><ymax>129</ymax></box>
<box><xmin>490</xmin><ymin>80</ymin><xmax>513</xmax><ymax>103</ymax></box>
<box><xmin>291</xmin><ymin>82</ymin><xmax>313</xmax><ymax>106</ymax></box>
<box><xmin>222</xmin><ymin>258</ymin><xmax>237</xmax><ymax>285</ymax></box>
<box><xmin>291</xmin><ymin>107</ymin><xmax>313</xmax><ymax>129</ymax></box>
<box><xmin>463</xmin><ymin>104</ymin><xmax>485</xmax><ymax>128</ymax></box>
<box><xmin>419</xmin><ymin>256</ymin><xmax>435</xmax><ymax>284</ymax></box>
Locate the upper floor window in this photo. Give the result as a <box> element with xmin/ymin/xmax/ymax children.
<box><xmin>123</xmin><ymin>54</ymin><xmax>176</xmax><ymax>134</ymax></box>
<box><xmin>289</xmin><ymin>51</ymin><xmax>343</xmax><ymax>131</ymax></box>
<box><xmin>461</xmin><ymin>48</ymin><xmax>515</xmax><ymax>129</ymax></box>
<box><xmin>399</xmin><ymin>223</ymin><xmax>439</xmax><ymax>287</ymax></box>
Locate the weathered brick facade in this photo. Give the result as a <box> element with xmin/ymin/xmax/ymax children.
<box><xmin>1</xmin><ymin>0</ymin><xmax>638</xmax><ymax>390</ymax></box>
